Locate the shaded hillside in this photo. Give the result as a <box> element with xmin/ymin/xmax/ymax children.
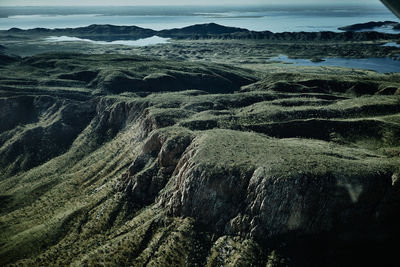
<box><xmin>7</xmin><ymin>24</ymin><xmax>157</xmax><ymax>41</ymax></box>
<box><xmin>157</xmin><ymin>23</ymin><xmax>249</xmax><ymax>38</ymax></box>
<box><xmin>3</xmin><ymin>23</ymin><xmax>248</xmax><ymax>41</ymax></box>
<box><xmin>1</xmin><ymin>54</ymin><xmax>400</xmax><ymax>266</ymax></box>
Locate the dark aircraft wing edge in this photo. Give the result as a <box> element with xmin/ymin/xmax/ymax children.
<box><xmin>381</xmin><ymin>0</ymin><xmax>400</xmax><ymax>19</ymax></box>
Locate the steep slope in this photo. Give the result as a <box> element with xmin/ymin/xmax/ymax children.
<box><xmin>1</xmin><ymin>54</ymin><xmax>400</xmax><ymax>266</ymax></box>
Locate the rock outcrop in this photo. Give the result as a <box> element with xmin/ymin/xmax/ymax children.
<box><xmin>148</xmin><ymin>130</ymin><xmax>393</xmax><ymax>241</ymax></box>
<box><xmin>118</xmin><ymin>130</ymin><xmax>193</xmax><ymax>207</ymax></box>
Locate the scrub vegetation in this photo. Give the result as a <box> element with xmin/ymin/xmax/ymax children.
<box><xmin>1</xmin><ymin>24</ymin><xmax>400</xmax><ymax>266</ymax></box>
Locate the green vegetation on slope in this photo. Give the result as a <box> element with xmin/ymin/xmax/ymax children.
<box><xmin>0</xmin><ymin>53</ymin><xmax>400</xmax><ymax>266</ymax></box>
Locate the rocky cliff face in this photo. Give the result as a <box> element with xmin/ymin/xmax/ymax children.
<box><xmin>119</xmin><ymin>127</ymin><xmax>394</xmax><ymax>245</ymax></box>
<box><xmin>1</xmin><ymin>53</ymin><xmax>400</xmax><ymax>266</ymax></box>
<box><xmin>161</xmin><ymin>131</ymin><xmax>393</xmax><ymax>238</ymax></box>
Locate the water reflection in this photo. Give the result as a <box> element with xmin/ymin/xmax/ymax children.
<box><xmin>382</xmin><ymin>42</ymin><xmax>400</xmax><ymax>48</ymax></box>
<box><xmin>44</xmin><ymin>35</ymin><xmax>169</xmax><ymax>46</ymax></box>
<box><xmin>269</xmin><ymin>54</ymin><xmax>400</xmax><ymax>73</ymax></box>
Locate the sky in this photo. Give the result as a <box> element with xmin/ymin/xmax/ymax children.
<box><xmin>0</xmin><ymin>0</ymin><xmax>380</xmax><ymax>6</ymax></box>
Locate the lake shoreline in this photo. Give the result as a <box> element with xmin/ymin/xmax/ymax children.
<box><xmin>1</xmin><ymin>23</ymin><xmax>400</xmax><ymax>73</ymax></box>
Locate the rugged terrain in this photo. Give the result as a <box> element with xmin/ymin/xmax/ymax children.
<box><xmin>0</xmin><ymin>51</ymin><xmax>400</xmax><ymax>266</ymax></box>
<box><xmin>1</xmin><ymin>23</ymin><xmax>400</xmax><ymax>61</ymax></box>
<box><xmin>1</xmin><ymin>24</ymin><xmax>400</xmax><ymax>266</ymax></box>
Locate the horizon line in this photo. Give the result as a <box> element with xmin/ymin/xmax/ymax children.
<box><xmin>0</xmin><ymin>3</ymin><xmax>383</xmax><ymax>7</ymax></box>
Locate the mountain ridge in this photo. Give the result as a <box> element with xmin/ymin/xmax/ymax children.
<box><xmin>338</xmin><ymin>20</ymin><xmax>400</xmax><ymax>31</ymax></box>
<box><xmin>4</xmin><ymin>23</ymin><xmax>400</xmax><ymax>42</ymax></box>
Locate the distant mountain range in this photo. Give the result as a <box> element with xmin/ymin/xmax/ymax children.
<box><xmin>3</xmin><ymin>22</ymin><xmax>400</xmax><ymax>42</ymax></box>
<box><xmin>338</xmin><ymin>21</ymin><xmax>400</xmax><ymax>31</ymax></box>
<box><xmin>5</xmin><ymin>23</ymin><xmax>249</xmax><ymax>41</ymax></box>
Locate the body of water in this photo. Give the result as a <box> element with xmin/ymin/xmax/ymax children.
<box><xmin>270</xmin><ymin>54</ymin><xmax>400</xmax><ymax>73</ymax></box>
<box><xmin>383</xmin><ymin>42</ymin><xmax>400</xmax><ymax>48</ymax></box>
<box><xmin>45</xmin><ymin>35</ymin><xmax>169</xmax><ymax>46</ymax></box>
<box><xmin>0</xmin><ymin>4</ymin><xmax>398</xmax><ymax>32</ymax></box>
